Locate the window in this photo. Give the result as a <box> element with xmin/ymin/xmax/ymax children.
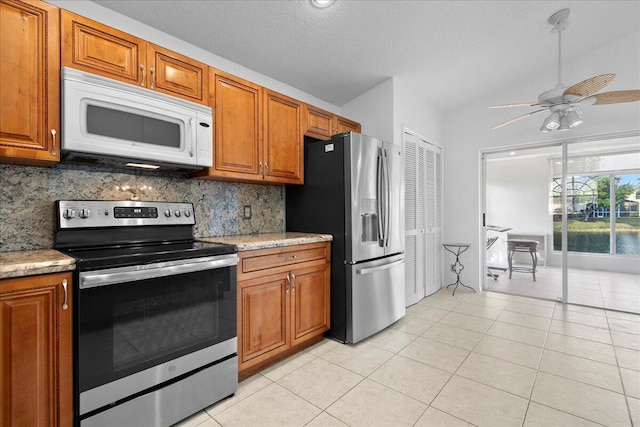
<box><xmin>551</xmin><ymin>171</ymin><xmax>640</xmax><ymax>255</ymax></box>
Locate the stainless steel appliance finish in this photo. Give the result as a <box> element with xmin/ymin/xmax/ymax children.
<box><xmin>347</xmin><ymin>253</ymin><xmax>405</xmax><ymax>343</ymax></box>
<box><xmin>82</xmin><ymin>356</ymin><xmax>237</xmax><ymax>427</ymax></box>
<box><xmin>54</xmin><ymin>200</ymin><xmax>238</xmax><ymax>427</ymax></box>
<box><xmin>62</xmin><ymin>67</ymin><xmax>213</xmax><ymax>171</ymax></box>
<box><xmin>286</xmin><ymin>132</ymin><xmax>405</xmax><ymax>343</ymax></box>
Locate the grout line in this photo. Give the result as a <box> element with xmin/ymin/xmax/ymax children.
<box><xmin>605</xmin><ymin>309</ymin><xmax>636</xmax><ymax>427</ymax></box>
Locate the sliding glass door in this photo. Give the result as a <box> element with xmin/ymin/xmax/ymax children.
<box><xmin>483</xmin><ymin>144</ymin><xmax>563</xmax><ymax>301</ymax></box>
<box><xmin>482</xmin><ymin>134</ymin><xmax>640</xmax><ymax>314</ymax></box>
<box><xmin>564</xmin><ymin>140</ymin><xmax>640</xmax><ymax>311</ymax></box>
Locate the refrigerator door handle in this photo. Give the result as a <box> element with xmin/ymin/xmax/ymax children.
<box><xmin>383</xmin><ymin>147</ymin><xmax>391</xmax><ymax>247</ymax></box>
<box><xmin>376</xmin><ymin>149</ymin><xmax>385</xmax><ymax>246</ymax></box>
<box><xmin>356</xmin><ymin>259</ymin><xmax>404</xmax><ymax>275</ymax></box>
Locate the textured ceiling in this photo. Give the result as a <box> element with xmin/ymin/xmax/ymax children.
<box><xmin>91</xmin><ymin>0</ymin><xmax>640</xmax><ymax>112</ymax></box>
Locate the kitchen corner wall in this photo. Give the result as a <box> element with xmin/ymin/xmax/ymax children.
<box><xmin>0</xmin><ymin>164</ymin><xmax>284</xmax><ymax>252</ymax></box>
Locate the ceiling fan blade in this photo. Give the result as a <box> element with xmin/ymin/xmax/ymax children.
<box><xmin>489</xmin><ymin>102</ymin><xmax>541</xmax><ymax>109</ymax></box>
<box><xmin>492</xmin><ymin>108</ymin><xmax>548</xmax><ymax>130</ymax></box>
<box><xmin>591</xmin><ymin>89</ymin><xmax>640</xmax><ymax>105</ymax></box>
<box><xmin>564</xmin><ymin>73</ymin><xmax>616</xmax><ymax>97</ymax></box>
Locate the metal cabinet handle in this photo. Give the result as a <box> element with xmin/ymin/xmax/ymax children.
<box><xmin>150</xmin><ymin>67</ymin><xmax>155</xmax><ymax>89</ymax></box>
<box><xmin>285</xmin><ymin>273</ymin><xmax>290</xmax><ymax>293</ymax></box>
<box><xmin>265</xmin><ymin>162</ymin><xmax>270</xmax><ymax>176</ymax></box>
<box><xmin>259</xmin><ymin>161</ymin><xmax>263</xmax><ymax>179</ymax></box>
<box><xmin>140</xmin><ymin>64</ymin><xmax>146</xmax><ymax>86</ymax></box>
<box><xmin>50</xmin><ymin>129</ymin><xmax>57</xmax><ymax>156</ymax></box>
<box><xmin>62</xmin><ymin>279</ymin><xmax>69</xmax><ymax>310</ymax></box>
<box><xmin>291</xmin><ymin>272</ymin><xmax>296</xmax><ymax>292</ymax></box>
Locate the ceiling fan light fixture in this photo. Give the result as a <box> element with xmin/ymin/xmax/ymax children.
<box><xmin>540</xmin><ymin>124</ymin><xmax>551</xmax><ymax>133</ymax></box>
<box><xmin>566</xmin><ymin>107</ymin><xmax>583</xmax><ymax>128</ymax></box>
<box><xmin>544</xmin><ymin>111</ymin><xmax>560</xmax><ymax>130</ymax></box>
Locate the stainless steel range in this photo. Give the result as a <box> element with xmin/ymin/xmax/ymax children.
<box><xmin>54</xmin><ymin>200</ymin><xmax>238</xmax><ymax>427</ymax></box>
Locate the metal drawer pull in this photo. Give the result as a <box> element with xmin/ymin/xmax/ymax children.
<box><xmin>62</xmin><ymin>279</ymin><xmax>69</xmax><ymax>310</ymax></box>
<box><xmin>291</xmin><ymin>273</ymin><xmax>296</xmax><ymax>291</ymax></box>
<box><xmin>50</xmin><ymin>129</ymin><xmax>57</xmax><ymax>156</ymax></box>
<box><xmin>140</xmin><ymin>64</ymin><xmax>145</xmax><ymax>86</ymax></box>
<box><xmin>357</xmin><ymin>259</ymin><xmax>404</xmax><ymax>275</ymax></box>
<box><xmin>150</xmin><ymin>67</ymin><xmax>156</xmax><ymax>89</ymax></box>
<box><xmin>281</xmin><ymin>255</ymin><xmax>297</xmax><ymax>261</ymax></box>
<box><xmin>80</xmin><ymin>255</ymin><xmax>238</xmax><ymax>289</ymax></box>
<box><xmin>285</xmin><ymin>273</ymin><xmax>290</xmax><ymax>293</ymax></box>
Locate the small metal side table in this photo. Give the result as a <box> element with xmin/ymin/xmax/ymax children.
<box><xmin>443</xmin><ymin>243</ymin><xmax>475</xmax><ymax>295</ymax></box>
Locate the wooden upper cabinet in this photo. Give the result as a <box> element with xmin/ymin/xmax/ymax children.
<box><xmin>335</xmin><ymin>115</ymin><xmax>361</xmax><ymax>134</ymax></box>
<box><xmin>193</xmin><ymin>68</ymin><xmax>262</xmax><ymax>181</ymax></box>
<box><xmin>61</xmin><ymin>11</ymin><xmax>208</xmax><ymax>104</ymax></box>
<box><xmin>147</xmin><ymin>43</ymin><xmax>208</xmax><ymax>104</ymax></box>
<box><xmin>195</xmin><ymin>70</ymin><xmax>304</xmax><ymax>184</ymax></box>
<box><xmin>61</xmin><ymin>10</ymin><xmax>145</xmax><ymax>86</ymax></box>
<box><xmin>0</xmin><ymin>272</ymin><xmax>73</xmax><ymax>427</ymax></box>
<box><xmin>263</xmin><ymin>89</ymin><xmax>304</xmax><ymax>184</ymax></box>
<box><xmin>0</xmin><ymin>0</ymin><xmax>60</xmax><ymax>166</ymax></box>
<box><xmin>304</xmin><ymin>105</ymin><xmax>334</xmax><ymax>140</ymax></box>
<box><xmin>303</xmin><ymin>105</ymin><xmax>361</xmax><ymax>139</ymax></box>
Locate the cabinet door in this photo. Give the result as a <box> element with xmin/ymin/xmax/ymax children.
<box><xmin>304</xmin><ymin>105</ymin><xmax>333</xmax><ymax>139</ymax></box>
<box><xmin>238</xmin><ymin>273</ymin><xmax>289</xmax><ymax>366</ymax></box>
<box><xmin>147</xmin><ymin>43</ymin><xmax>208</xmax><ymax>105</ymax></box>
<box><xmin>263</xmin><ymin>90</ymin><xmax>304</xmax><ymax>184</ymax></box>
<box><xmin>0</xmin><ymin>272</ymin><xmax>72</xmax><ymax>427</ymax></box>
<box><xmin>290</xmin><ymin>264</ymin><xmax>330</xmax><ymax>346</ymax></box>
<box><xmin>61</xmin><ymin>10</ymin><xmax>145</xmax><ymax>86</ymax></box>
<box><xmin>334</xmin><ymin>116</ymin><xmax>361</xmax><ymax>134</ymax></box>
<box><xmin>0</xmin><ymin>0</ymin><xmax>59</xmax><ymax>166</ymax></box>
<box><xmin>199</xmin><ymin>69</ymin><xmax>262</xmax><ymax>182</ymax></box>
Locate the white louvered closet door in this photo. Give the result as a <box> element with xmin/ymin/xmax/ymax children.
<box><xmin>403</xmin><ymin>130</ymin><xmax>442</xmax><ymax>307</ymax></box>
<box><xmin>404</xmin><ymin>132</ymin><xmax>420</xmax><ymax>306</ymax></box>
<box><xmin>425</xmin><ymin>144</ymin><xmax>442</xmax><ymax>297</ymax></box>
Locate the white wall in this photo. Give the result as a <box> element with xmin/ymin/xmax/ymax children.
<box><xmin>341</xmin><ymin>77</ymin><xmax>394</xmax><ymax>142</ymax></box>
<box><xmin>443</xmin><ymin>31</ymin><xmax>640</xmax><ymax>289</ymax></box>
<box><xmin>393</xmin><ymin>75</ymin><xmax>444</xmax><ymax>148</ymax></box>
<box><xmin>341</xmin><ymin>74</ymin><xmax>444</xmax><ymax>149</ymax></box>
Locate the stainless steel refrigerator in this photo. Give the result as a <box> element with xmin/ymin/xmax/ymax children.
<box><xmin>286</xmin><ymin>132</ymin><xmax>405</xmax><ymax>343</ymax></box>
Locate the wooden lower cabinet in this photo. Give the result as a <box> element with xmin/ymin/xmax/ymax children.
<box><xmin>237</xmin><ymin>242</ymin><xmax>330</xmax><ymax>378</ymax></box>
<box><xmin>0</xmin><ymin>272</ymin><xmax>73</xmax><ymax>427</ymax></box>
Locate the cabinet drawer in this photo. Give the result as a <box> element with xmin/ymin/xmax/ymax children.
<box><xmin>241</xmin><ymin>244</ymin><xmax>328</xmax><ymax>274</ymax></box>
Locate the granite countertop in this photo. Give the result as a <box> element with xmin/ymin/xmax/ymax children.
<box><xmin>0</xmin><ymin>249</ymin><xmax>76</xmax><ymax>280</ymax></box>
<box><xmin>198</xmin><ymin>232</ymin><xmax>332</xmax><ymax>251</ymax></box>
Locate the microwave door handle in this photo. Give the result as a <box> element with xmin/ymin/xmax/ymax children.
<box><xmin>189</xmin><ymin>119</ymin><xmax>195</xmax><ymax>157</ymax></box>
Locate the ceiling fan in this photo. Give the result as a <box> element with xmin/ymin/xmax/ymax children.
<box><xmin>491</xmin><ymin>8</ymin><xmax>640</xmax><ymax>132</ymax></box>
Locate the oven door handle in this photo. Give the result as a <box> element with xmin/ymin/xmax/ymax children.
<box><xmin>79</xmin><ymin>255</ymin><xmax>238</xmax><ymax>289</ymax></box>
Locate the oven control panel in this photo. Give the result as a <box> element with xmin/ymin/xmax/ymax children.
<box><xmin>56</xmin><ymin>200</ymin><xmax>196</xmax><ymax>228</ymax></box>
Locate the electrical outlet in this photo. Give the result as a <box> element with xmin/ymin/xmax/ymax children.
<box><xmin>243</xmin><ymin>205</ymin><xmax>252</xmax><ymax>219</ymax></box>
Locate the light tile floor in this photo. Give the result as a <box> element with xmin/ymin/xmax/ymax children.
<box><xmin>174</xmin><ymin>289</ymin><xmax>640</xmax><ymax>427</ymax></box>
<box><xmin>484</xmin><ymin>266</ymin><xmax>640</xmax><ymax>314</ymax></box>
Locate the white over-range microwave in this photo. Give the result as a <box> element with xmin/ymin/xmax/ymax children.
<box><xmin>62</xmin><ymin>67</ymin><xmax>212</xmax><ymax>171</ymax></box>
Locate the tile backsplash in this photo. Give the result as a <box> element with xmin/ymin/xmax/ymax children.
<box><xmin>0</xmin><ymin>164</ymin><xmax>284</xmax><ymax>252</ymax></box>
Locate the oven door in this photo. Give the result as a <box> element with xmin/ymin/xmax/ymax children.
<box><xmin>76</xmin><ymin>254</ymin><xmax>238</xmax><ymax>417</ymax></box>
